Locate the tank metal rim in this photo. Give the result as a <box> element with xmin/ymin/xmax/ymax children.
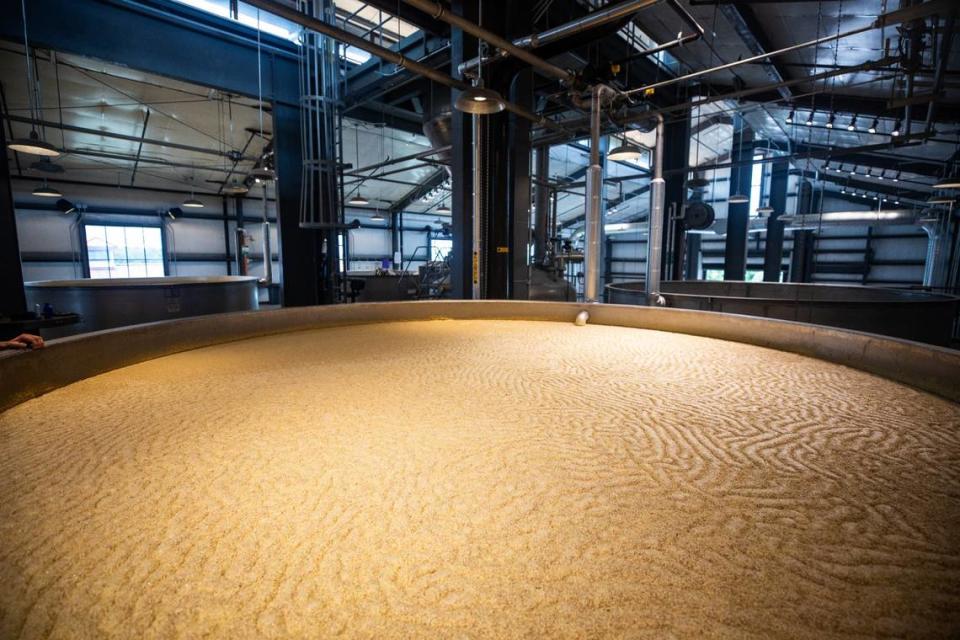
<box><xmin>1</xmin><ymin>301</ymin><xmax>957</xmax><ymax>412</ymax></box>
<box><xmin>24</xmin><ymin>276</ymin><xmax>260</xmax><ymax>289</ymax></box>
<box><xmin>605</xmin><ymin>280</ymin><xmax>960</xmax><ymax>305</ymax></box>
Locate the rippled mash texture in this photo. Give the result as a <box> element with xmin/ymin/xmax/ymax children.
<box><xmin>2</xmin><ymin>320</ymin><xmax>959</xmax><ymax>639</ymax></box>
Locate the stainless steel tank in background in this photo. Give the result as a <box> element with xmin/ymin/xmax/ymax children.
<box><xmin>605</xmin><ymin>280</ymin><xmax>959</xmax><ymax>346</ymax></box>
<box><xmin>25</xmin><ymin>276</ymin><xmax>260</xmax><ymax>338</ymax></box>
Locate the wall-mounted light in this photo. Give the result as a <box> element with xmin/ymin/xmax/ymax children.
<box><xmin>55</xmin><ymin>198</ymin><xmax>77</xmax><ymax>215</ymax></box>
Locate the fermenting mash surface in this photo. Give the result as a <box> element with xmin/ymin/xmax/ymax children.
<box><xmin>1</xmin><ymin>320</ymin><xmax>959</xmax><ymax>638</ymax></box>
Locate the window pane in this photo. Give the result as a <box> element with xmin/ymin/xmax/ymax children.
<box><xmin>85</xmin><ymin>224</ymin><xmax>165</xmax><ymax>280</ymax></box>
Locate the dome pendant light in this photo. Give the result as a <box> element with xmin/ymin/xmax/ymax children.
<box><xmin>455</xmin><ymin>81</ymin><xmax>505</xmax><ymax>115</ymax></box>
<box><xmin>9</xmin><ymin>130</ymin><xmax>60</xmax><ymax>157</ymax></box>
<box><xmin>249</xmin><ymin>10</ymin><xmax>277</xmax><ymax>186</ymax></box>
<box><xmin>32</xmin><ymin>180</ymin><xmax>61</xmax><ymax>197</ymax></box>
<box><xmin>454</xmin><ymin>0</ymin><xmax>505</xmax><ymax>116</ymax></box>
<box><xmin>223</xmin><ymin>179</ymin><xmax>249</xmax><ymax>195</ymax></box>
<box><xmin>607</xmin><ymin>137</ymin><xmax>643</xmax><ymax>161</ymax></box>
<box><xmin>9</xmin><ymin>1</ymin><xmax>60</xmax><ymax>158</ymax></box>
<box><xmin>348</xmin><ymin>194</ymin><xmax>369</xmax><ymax>206</ymax></box>
<box><xmin>728</xmin><ymin>116</ymin><xmax>749</xmax><ymax>205</ymax></box>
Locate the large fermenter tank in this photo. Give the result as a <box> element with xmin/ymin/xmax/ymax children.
<box><xmin>25</xmin><ymin>276</ymin><xmax>259</xmax><ymax>337</ymax></box>
<box><xmin>606</xmin><ymin>280</ymin><xmax>959</xmax><ymax>346</ymax></box>
<box><xmin>1</xmin><ymin>302</ymin><xmax>958</xmax><ymax>637</ymax></box>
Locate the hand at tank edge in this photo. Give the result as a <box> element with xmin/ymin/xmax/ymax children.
<box><xmin>0</xmin><ymin>333</ymin><xmax>45</xmax><ymax>351</ymax></box>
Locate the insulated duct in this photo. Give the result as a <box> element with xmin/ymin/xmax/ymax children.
<box><xmin>645</xmin><ymin>114</ymin><xmax>666</xmax><ymax>305</ymax></box>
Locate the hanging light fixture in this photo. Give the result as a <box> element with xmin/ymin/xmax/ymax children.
<box><xmin>249</xmin><ymin>9</ymin><xmax>276</xmax><ymax>186</ymax></box>
<box><xmin>825</xmin><ymin>113</ymin><xmax>835</xmax><ymax>129</ymax></box>
<box><xmin>250</xmin><ymin>166</ymin><xmax>276</xmax><ymax>183</ymax></box>
<box><xmin>32</xmin><ymin>180</ymin><xmax>61</xmax><ymax>197</ymax></box>
<box><xmin>370</xmin><ymin>210</ymin><xmax>385</xmax><ymax>221</ymax></box>
<box><xmin>223</xmin><ymin>179</ymin><xmax>249</xmax><ymax>195</ymax></box>
<box><xmin>867</xmin><ymin>117</ymin><xmax>879</xmax><ymax>134</ymax></box>
<box><xmin>933</xmin><ymin>167</ymin><xmax>960</xmax><ymax>189</ymax></box>
<box><xmin>728</xmin><ymin>115</ymin><xmax>749</xmax><ymax>204</ymax></box>
<box><xmin>437</xmin><ymin>204</ymin><xmax>451</xmax><ymax>214</ymax></box>
<box><xmin>348</xmin><ymin>194</ymin><xmax>369</xmax><ymax>206</ymax></box>
<box><xmin>687</xmin><ymin>177</ymin><xmax>710</xmax><ymax>189</ymax></box>
<box><xmin>182</xmin><ymin>197</ymin><xmax>204</xmax><ymax>208</ymax></box>
<box><xmin>893</xmin><ymin>171</ymin><xmax>900</xmax><ymax>182</ymax></box>
<box><xmin>8</xmin><ymin>0</ymin><xmax>60</xmax><ymax>158</ymax></box>
<box><xmin>847</xmin><ymin>115</ymin><xmax>857</xmax><ymax>131</ymax></box>
<box><xmin>890</xmin><ymin>118</ymin><xmax>902</xmax><ymax>137</ymax></box>
<box><xmin>9</xmin><ymin>130</ymin><xmax>60</xmax><ymax>157</ymax></box>
<box><xmin>784</xmin><ymin>109</ymin><xmax>795</xmax><ymax>124</ymax></box>
<box><xmin>607</xmin><ymin>136</ymin><xmax>643</xmax><ymax>161</ymax></box>
<box><xmin>454</xmin><ymin>1</ymin><xmax>505</xmax><ymax>115</ymax></box>
<box><xmin>849</xmin><ymin>165</ymin><xmax>858</xmax><ymax>176</ymax></box>
<box><xmin>805</xmin><ymin>110</ymin><xmax>815</xmax><ymax>126</ymax></box>
<box><xmin>756</xmin><ymin>205</ymin><xmax>774</xmax><ymax>216</ymax></box>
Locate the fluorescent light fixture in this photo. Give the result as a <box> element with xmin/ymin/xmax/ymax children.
<box><xmin>607</xmin><ymin>141</ymin><xmax>643</xmax><ymax>161</ymax></box>
<box><xmin>933</xmin><ymin>174</ymin><xmax>960</xmax><ymax>189</ymax></box>
<box><xmin>780</xmin><ymin>210</ymin><xmax>918</xmax><ymax>227</ymax></box>
<box><xmin>32</xmin><ymin>182</ymin><xmax>62</xmax><ymax>198</ymax></box>
<box><xmin>455</xmin><ymin>85</ymin><xmax>506</xmax><ymax>115</ymax></box>
<box><xmin>927</xmin><ymin>195</ymin><xmax>955</xmax><ymax>205</ymax></box>
<box><xmin>9</xmin><ymin>130</ymin><xmax>60</xmax><ymax>157</ymax></box>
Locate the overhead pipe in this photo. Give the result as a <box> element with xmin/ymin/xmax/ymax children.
<box><xmin>399</xmin><ymin>0</ymin><xmax>577</xmax><ymax>86</ymax></box>
<box><xmin>244</xmin><ymin>0</ymin><xmax>563</xmax><ymax>131</ymax></box>
<box><xmin>458</xmin><ymin>0</ymin><xmax>662</xmax><ymax>76</ymax></box>
<box><xmin>625</xmin><ymin>0</ymin><xmax>953</xmax><ymax>96</ymax></box>
<box><xmin>616</xmin><ymin>0</ymin><xmax>705</xmax><ymax>64</ymax></box>
<box><xmin>645</xmin><ymin>114</ymin><xmax>666</xmax><ymax>305</ymax></box>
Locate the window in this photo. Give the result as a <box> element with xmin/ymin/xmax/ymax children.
<box><xmin>748</xmin><ymin>153</ymin><xmax>764</xmax><ymax>215</ymax></box>
<box><xmin>85</xmin><ymin>224</ymin><xmax>165</xmax><ymax>279</ymax></box>
<box><xmin>431</xmin><ymin>239</ymin><xmax>452</xmax><ymax>261</ymax></box>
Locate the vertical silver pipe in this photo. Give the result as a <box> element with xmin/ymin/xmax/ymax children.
<box><xmin>472</xmin><ymin>114</ymin><xmax>482</xmax><ymax>299</ymax></box>
<box><xmin>584</xmin><ymin>85</ymin><xmax>606</xmax><ymax>303</ymax></box>
<box><xmin>646</xmin><ymin>114</ymin><xmax>666</xmax><ymax>304</ymax></box>
<box><xmin>922</xmin><ymin>219</ymin><xmax>945</xmax><ymax>288</ymax></box>
<box><xmin>260</xmin><ymin>184</ymin><xmax>273</xmax><ymax>286</ymax></box>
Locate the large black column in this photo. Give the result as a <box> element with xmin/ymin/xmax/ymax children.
<box><xmin>763</xmin><ymin>158</ymin><xmax>789</xmax><ymax>281</ymax></box>
<box><xmin>789</xmin><ymin>179</ymin><xmax>816</xmax><ymax>282</ymax></box>
<box><xmin>724</xmin><ymin>119</ymin><xmax>752</xmax><ymax>281</ymax></box>
<box><xmin>663</xmin><ymin>114</ymin><xmax>690</xmax><ymax>280</ymax></box>
<box><xmin>0</xmin><ymin>122</ymin><xmax>26</xmax><ymax>316</ymax></box>
<box><xmin>507</xmin><ymin>69</ymin><xmax>533</xmax><ymax>300</ymax></box>
<box><xmin>273</xmin><ymin>101</ymin><xmax>322</xmax><ymax>306</ymax></box>
<box><xmin>448</xmin><ymin>0</ymin><xmax>477</xmax><ymax>299</ymax></box>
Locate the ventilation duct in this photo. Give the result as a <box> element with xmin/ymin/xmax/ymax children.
<box><xmin>422</xmin><ymin>112</ymin><xmax>453</xmax><ymax>177</ymax></box>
